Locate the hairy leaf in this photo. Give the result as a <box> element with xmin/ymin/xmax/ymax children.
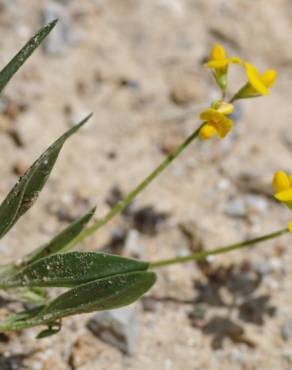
<box><xmin>41</xmin><ymin>271</ymin><xmax>156</xmax><ymax>319</ymax></box>
<box><xmin>0</xmin><ymin>20</ymin><xmax>57</xmax><ymax>94</ymax></box>
<box><xmin>0</xmin><ymin>271</ymin><xmax>156</xmax><ymax>332</ymax></box>
<box><xmin>0</xmin><ymin>114</ymin><xmax>92</xmax><ymax>239</ymax></box>
<box><xmin>3</xmin><ymin>252</ymin><xmax>149</xmax><ymax>288</ymax></box>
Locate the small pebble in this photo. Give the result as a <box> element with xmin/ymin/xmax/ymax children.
<box><xmin>282</xmin><ymin>130</ymin><xmax>292</xmax><ymax>152</ymax></box>
<box><xmin>281</xmin><ymin>318</ymin><xmax>292</xmax><ymax>341</ymax></box>
<box><xmin>124</xmin><ymin>229</ymin><xmax>144</xmax><ymax>259</ymax></box>
<box><xmin>245</xmin><ymin>194</ymin><xmax>268</xmax><ymax>214</ymax></box>
<box><xmin>269</xmin><ymin>258</ymin><xmax>284</xmax><ymax>273</ymax></box>
<box><xmin>225</xmin><ymin>197</ymin><xmax>246</xmax><ymax>218</ymax></box>
<box><xmin>164</xmin><ymin>358</ymin><xmax>173</xmax><ymax>370</ymax></box>
<box><xmin>225</xmin><ymin>194</ymin><xmax>268</xmax><ymax>218</ymax></box>
<box><xmin>217</xmin><ymin>178</ymin><xmax>231</xmax><ymax>191</ymax></box>
<box><xmin>169</xmin><ymin>75</ymin><xmax>202</xmax><ymax>105</ymax></box>
<box><xmin>87</xmin><ymin>304</ymin><xmax>140</xmax><ymax>355</ymax></box>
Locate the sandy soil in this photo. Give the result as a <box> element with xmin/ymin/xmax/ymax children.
<box><xmin>0</xmin><ymin>0</ymin><xmax>292</xmax><ymax>369</ymax></box>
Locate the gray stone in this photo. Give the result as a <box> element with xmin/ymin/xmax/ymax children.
<box><xmin>268</xmin><ymin>257</ymin><xmax>284</xmax><ymax>273</ymax></box>
<box><xmin>251</xmin><ymin>260</ymin><xmax>270</xmax><ymax>277</ymax></box>
<box><xmin>164</xmin><ymin>359</ymin><xmax>173</xmax><ymax>370</ymax></box>
<box><xmin>41</xmin><ymin>1</ymin><xmax>75</xmax><ymax>55</ymax></box>
<box><xmin>281</xmin><ymin>318</ymin><xmax>292</xmax><ymax>341</ymax></box>
<box><xmin>87</xmin><ymin>304</ymin><xmax>140</xmax><ymax>355</ymax></box>
<box><xmin>124</xmin><ymin>229</ymin><xmax>144</xmax><ymax>259</ymax></box>
<box><xmin>225</xmin><ymin>197</ymin><xmax>246</xmax><ymax>218</ymax></box>
<box><xmin>245</xmin><ymin>194</ymin><xmax>268</xmax><ymax>214</ymax></box>
<box><xmin>158</xmin><ymin>0</ymin><xmax>186</xmax><ymax>17</ymax></box>
<box><xmin>282</xmin><ymin>130</ymin><xmax>292</xmax><ymax>152</ymax></box>
<box><xmin>225</xmin><ymin>194</ymin><xmax>268</xmax><ymax>219</ymax></box>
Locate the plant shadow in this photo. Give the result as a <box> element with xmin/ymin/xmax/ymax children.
<box><xmin>189</xmin><ymin>260</ymin><xmax>276</xmax><ymax>349</ymax></box>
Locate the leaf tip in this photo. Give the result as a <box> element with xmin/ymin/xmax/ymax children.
<box><xmin>90</xmin><ymin>206</ymin><xmax>97</xmax><ymax>214</ymax></box>
<box><xmin>148</xmin><ymin>271</ymin><xmax>157</xmax><ymax>285</ymax></box>
<box><xmin>74</xmin><ymin>113</ymin><xmax>93</xmax><ymax>131</ymax></box>
<box><xmin>48</xmin><ymin>18</ymin><xmax>59</xmax><ymax>29</ymax></box>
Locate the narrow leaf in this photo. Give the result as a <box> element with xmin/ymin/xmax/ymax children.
<box><xmin>0</xmin><ymin>272</ymin><xmax>156</xmax><ymax>332</ymax></box>
<box><xmin>0</xmin><ymin>173</ymin><xmax>31</xmax><ymax>240</ymax></box>
<box><xmin>0</xmin><ymin>20</ymin><xmax>57</xmax><ymax>94</ymax></box>
<box><xmin>4</xmin><ymin>252</ymin><xmax>149</xmax><ymax>288</ymax></box>
<box><xmin>0</xmin><ymin>114</ymin><xmax>92</xmax><ymax>239</ymax></box>
<box><xmin>0</xmin><ymin>306</ymin><xmax>44</xmax><ymax>327</ymax></box>
<box><xmin>21</xmin><ymin>207</ymin><xmax>96</xmax><ymax>266</ymax></box>
<box><xmin>40</xmin><ymin>271</ymin><xmax>156</xmax><ymax>322</ymax></box>
<box><xmin>17</xmin><ymin>114</ymin><xmax>92</xmax><ymax>219</ymax></box>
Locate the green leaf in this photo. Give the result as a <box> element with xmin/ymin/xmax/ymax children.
<box><xmin>0</xmin><ymin>172</ymin><xmax>30</xmax><ymax>240</ymax></box>
<box><xmin>0</xmin><ymin>114</ymin><xmax>92</xmax><ymax>239</ymax></box>
<box><xmin>36</xmin><ymin>322</ymin><xmax>61</xmax><ymax>339</ymax></box>
<box><xmin>0</xmin><ymin>20</ymin><xmax>57</xmax><ymax>94</ymax></box>
<box><xmin>40</xmin><ymin>271</ymin><xmax>156</xmax><ymax>320</ymax></box>
<box><xmin>3</xmin><ymin>252</ymin><xmax>149</xmax><ymax>288</ymax></box>
<box><xmin>0</xmin><ymin>305</ymin><xmax>44</xmax><ymax>328</ymax></box>
<box><xmin>21</xmin><ymin>207</ymin><xmax>96</xmax><ymax>266</ymax></box>
<box><xmin>0</xmin><ymin>271</ymin><xmax>156</xmax><ymax>332</ymax></box>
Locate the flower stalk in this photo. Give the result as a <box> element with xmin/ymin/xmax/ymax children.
<box><xmin>65</xmin><ymin>124</ymin><xmax>203</xmax><ymax>250</ymax></box>
<box><xmin>150</xmin><ymin>227</ymin><xmax>289</xmax><ymax>269</ymax></box>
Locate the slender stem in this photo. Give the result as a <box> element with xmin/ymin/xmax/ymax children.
<box><xmin>150</xmin><ymin>227</ymin><xmax>289</xmax><ymax>269</ymax></box>
<box><xmin>65</xmin><ymin>124</ymin><xmax>203</xmax><ymax>249</ymax></box>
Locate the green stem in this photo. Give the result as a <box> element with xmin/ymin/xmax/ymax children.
<box><xmin>65</xmin><ymin>124</ymin><xmax>203</xmax><ymax>249</ymax></box>
<box><xmin>150</xmin><ymin>227</ymin><xmax>289</xmax><ymax>268</ymax></box>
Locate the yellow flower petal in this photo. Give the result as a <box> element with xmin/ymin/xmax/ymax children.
<box><xmin>274</xmin><ymin>188</ymin><xmax>292</xmax><ymax>202</ymax></box>
<box><xmin>210</xmin><ymin>44</ymin><xmax>226</xmax><ymax>60</ymax></box>
<box><xmin>206</xmin><ymin>57</ymin><xmax>242</xmax><ymax>70</ymax></box>
<box><xmin>272</xmin><ymin>171</ymin><xmax>291</xmax><ymax>193</ymax></box>
<box><xmin>199</xmin><ymin>124</ymin><xmax>216</xmax><ymax>140</ymax></box>
<box><xmin>205</xmin><ymin>59</ymin><xmax>229</xmax><ymax>69</ymax></box>
<box><xmin>260</xmin><ymin>70</ymin><xmax>277</xmax><ymax>88</ymax></box>
<box><xmin>215</xmin><ymin>116</ymin><xmax>233</xmax><ymax>138</ymax></box>
<box><xmin>200</xmin><ymin>108</ymin><xmax>233</xmax><ymax>139</ymax></box>
<box><xmin>288</xmin><ymin>220</ymin><xmax>292</xmax><ymax>233</ymax></box>
<box><xmin>200</xmin><ymin>108</ymin><xmax>218</xmax><ymax>122</ymax></box>
<box><xmin>244</xmin><ymin>63</ymin><xmax>269</xmax><ymax>95</ymax></box>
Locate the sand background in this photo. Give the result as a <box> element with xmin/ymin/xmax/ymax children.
<box><xmin>0</xmin><ymin>1</ymin><xmax>292</xmax><ymax>369</ymax></box>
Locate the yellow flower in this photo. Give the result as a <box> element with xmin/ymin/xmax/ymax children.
<box><xmin>205</xmin><ymin>44</ymin><xmax>241</xmax><ymax>70</ymax></box>
<box><xmin>232</xmin><ymin>63</ymin><xmax>277</xmax><ymax>101</ymax></box>
<box><xmin>273</xmin><ymin>171</ymin><xmax>292</xmax><ymax>209</ymax></box>
<box><xmin>244</xmin><ymin>63</ymin><xmax>277</xmax><ymax>96</ymax></box>
<box><xmin>199</xmin><ymin>124</ymin><xmax>217</xmax><ymax>140</ymax></box>
<box><xmin>199</xmin><ymin>107</ymin><xmax>233</xmax><ymax>140</ymax></box>
<box><xmin>205</xmin><ymin>44</ymin><xmax>241</xmax><ymax>92</ymax></box>
<box><xmin>273</xmin><ymin>171</ymin><xmax>292</xmax><ymax>232</ymax></box>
